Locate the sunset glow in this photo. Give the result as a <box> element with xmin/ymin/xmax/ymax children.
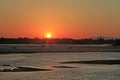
<box><xmin>0</xmin><ymin>0</ymin><xmax>120</xmax><ymax>39</ymax></box>
<box><xmin>46</xmin><ymin>33</ymin><xmax>52</xmax><ymax>38</ymax></box>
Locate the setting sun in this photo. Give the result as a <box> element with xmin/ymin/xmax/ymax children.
<box><xmin>46</xmin><ymin>33</ymin><xmax>52</xmax><ymax>38</ymax></box>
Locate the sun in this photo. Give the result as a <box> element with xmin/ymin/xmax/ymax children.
<box><xmin>46</xmin><ymin>33</ymin><xmax>52</xmax><ymax>38</ymax></box>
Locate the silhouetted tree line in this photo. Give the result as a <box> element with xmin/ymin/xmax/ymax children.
<box><xmin>0</xmin><ymin>37</ymin><xmax>120</xmax><ymax>45</ymax></box>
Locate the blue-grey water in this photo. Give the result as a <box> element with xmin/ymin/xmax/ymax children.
<box><xmin>0</xmin><ymin>52</ymin><xmax>120</xmax><ymax>80</ymax></box>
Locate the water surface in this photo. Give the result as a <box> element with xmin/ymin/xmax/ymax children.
<box><xmin>0</xmin><ymin>52</ymin><xmax>120</xmax><ymax>80</ymax></box>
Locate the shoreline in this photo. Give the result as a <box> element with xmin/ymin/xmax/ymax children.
<box><xmin>0</xmin><ymin>44</ymin><xmax>120</xmax><ymax>53</ymax></box>
<box><xmin>61</xmin><ymin>60</ymin><xmax>120</xmax><ymax>65</ymax></box>
<box><xmin>0</xmin><ymin>51</ymin><xmax>120</xmax><ymax>54</ymax></box>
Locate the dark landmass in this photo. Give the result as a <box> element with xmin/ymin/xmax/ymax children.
<box><xmin>61</xmin><ymin>60</ymin><xmax>120</xmax><ymax>65</ymax></box>
<box><xmin>52</xmin><ymin>66</ymin><xmax>76</xmax><ymax>68</ymax></box>
<box><xmin>0</xmin><ymin>37</ymin><xmax>120</xmax><ymax>45</ymax></box>
<box><xmin>0</xmin><ymin>65</ymin><xmax>76</xmax><ymax>72</ymax></box>
<box><xmin>0</xmin><ymin>66</ymin><xmax>51</xmax><ymax>72</ymax></box>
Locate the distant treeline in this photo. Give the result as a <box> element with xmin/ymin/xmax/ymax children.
<box><xmin>0</xmin><ymin>37</ymin><xmax>120</xmax><ymax>45</ymax></box>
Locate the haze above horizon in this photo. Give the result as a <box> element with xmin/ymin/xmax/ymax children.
<box><xmin>0</xmin><ymin>0</ymin><xmax>120</xmax><ymax>39</ymax></box>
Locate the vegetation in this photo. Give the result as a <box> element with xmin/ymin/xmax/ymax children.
<box><xmin>0</xmin><ymin>37</ymin><xmax>120</xmax><ymax>45</ymax></box>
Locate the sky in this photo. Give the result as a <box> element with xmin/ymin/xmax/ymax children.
<box><xmin>0</xmin><ymin>0</ymin><xmax>120</xmax><ymax>39</ymax></box>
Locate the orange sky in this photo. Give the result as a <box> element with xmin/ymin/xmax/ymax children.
<box><xmin>0</xmin><ymin>0</ymin><xmax>120</xmax><ymax>39</ymax></box>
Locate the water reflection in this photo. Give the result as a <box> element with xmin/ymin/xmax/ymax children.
<box><xmin>0</xmin><ymin>52</ymin><xmax>120</xmax><ymax>80</ymax></box>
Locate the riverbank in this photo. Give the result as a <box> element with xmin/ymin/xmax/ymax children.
<box><xmin>0</xmin><ymin>44</ymin><xmax>120</xmax><ymax>53</ymax></box>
